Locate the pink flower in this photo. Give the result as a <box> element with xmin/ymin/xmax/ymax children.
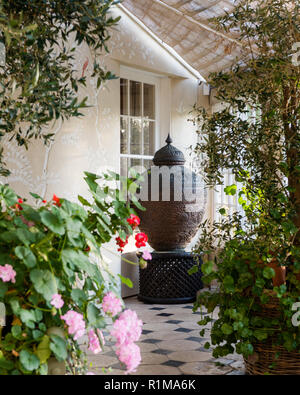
<box><xmin>0</xmin><ymin>264</ymin><xmax>16</xmax><ymax>283</ymax></box>
<box><xmin>102</xmin><ymin>292</ymin><xmax>122</xmax><ymax>317</ymax></box>
<box><xmin>86</xmin><ymin>372</ymin><xmax>95</xmax><ymax>375</ymax></box>
<box><xmin>110</xmin><ymin>309</ymin><xmax>143</xmax><ymax>346</ymax></box>
<box><xmin>142</xmin><ymin>250</ymin><xmax>152</xmax><ymax>261</ymax></box>
<box><xmin>116</xmin><ymin>342</ymin><xmax>141</xmax><ymax>374</ymax></box>
<box><xmin>88</xmin><ymin>329</ymin><xmax>104</xmax><ymax>354</ymax></box>
<box><xmin>50</xmin><ymin>294</ymin><xmax>64</xmax><ymax>309</ymax></box>
<box><xmin>61</xmin><ymin>311</ymin><xmax>85</xmax><ymax>340</ymax></box>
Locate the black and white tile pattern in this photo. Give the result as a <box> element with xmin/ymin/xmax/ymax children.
<box><xmin>86</xmin><ymin>297</ymin><xmax>245</xmax><ymax>375</ymax></box>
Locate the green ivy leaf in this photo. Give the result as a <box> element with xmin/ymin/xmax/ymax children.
<box><xmin>263</xmin><ymin>267</ymin><xmax>275</xmax><ymax>280</ymax></box>
<box><xmin>40</xmin><ymin>211</ymin><xmax>65</xmax><ymax>235</ymax></box>
<box><xmin>223</xmin><ymin>275</ymin><xmax>235</xmax><ymax>293</ymax></box>
<box><xmin>61</xmin><ymin>249</ymin><xmax>101</xmax><ymax>282</ymax></box>
<box><xmin>221</xmin><ymin>323</ymin><xmax>233</xmax><ymax>335</ymax></box>
<box><xmin>36</xmin><ymin>335</ymin><xmax>51</xmax><ymax>364</ymax></box>
<box><xmin>29</xmin><ymin>269</ymin><xmax>57</xmax><ymax>301</ymax></box>
<box><xmin>20</xmin><ymin>309</ymin><xmax>37</xmax><ymax>329</ymax></box>
<box><xmin>188</xmin><ymin>265</ymin><xmax>199</xmax><ymax>275</ymax></box>
<box><xmin>201</xmin><ymin>261</ymin><xmax>214</xmax><ymax>275</ymax></box>
<box><xmin>11</xmin><ymin>325</ymin><xmax>22</xmax><ymax>339</ymax></box>
<box><xmin>15</xmin><ymin>246</ymin><xmax>37</xmax><ymax>268</ymax></box>
<box><xmin>253</xmin><ymin>329</ymin><xmax>268</xmax><ymax>341</ymax></box>
<box><xmin>87</xmin><ymin>303</ymin><xmax>106</xmax><ymax>329</ymax></box>
<box><xmin>0</xmin><ymin>185</ymin><xmax>18</xmax><ymax>207</ymax></box>
<box><xmin>224</xmin><ymin>184</ymin><xmax>237</xmax><ymax>196</ymax></box>
<box><xmin>71</xmin><ymin>289</ymin><xmax>87</xmax><ymax>307</ymax></box>
<box><xmin>49</xmin><ymin>335</ymin><xmax>68</xmax><ymax>362</ymax></box>
<box><xmin>19</xmin><ymin>350</ymin><xmax>40</xmax><ymax>372</ymax></box>
<box><xmin>0</xmin><ymin>351</ymin><xmax>14</xmax><ymax>370</ymax></box>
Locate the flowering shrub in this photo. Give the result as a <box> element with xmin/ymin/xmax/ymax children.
<box><xmin>0</xmin><ymin>171</ymin><xmax>146</xmax><ymax>375</ymax></box>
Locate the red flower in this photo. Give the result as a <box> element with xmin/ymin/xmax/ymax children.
<box><xmin>15</xmin><ymin>198</ymin><xmax>23</xmax><ymax>211</ymax></box>
<box><xmin>42</xmin><ymin>200</ymin><xmax>47</xmax><ymax>204</ymax></box>
<box><xmin>135</xmin><ymin>232</ymin><xmax>148</xmax><ymax>248</ymax></box>
<box><xmin>84</xmin><ymin>246</ymin><xmax>91</xmax><ymax>252</ymax></box>
<box><xmin>127</xmin><ymin>214</ymin><xmax>140</xmax><ymax>229</ymax></box>
<box><xmin>116</xmin><ymin>235</ymin><xmax>129</xmax><ymax>252</ymax></box>
<box><xmin>52</xmin><ymin>194</ymin><xmax>61</xmax><ymax>207</ymax></box>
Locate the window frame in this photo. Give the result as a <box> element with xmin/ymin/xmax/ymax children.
<box><xmin>120</xmin><ymin>66</ymin><xmax>160</xmax><ymax>174</ymax></box>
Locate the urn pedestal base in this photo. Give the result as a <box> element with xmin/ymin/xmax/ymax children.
<box><xmin>138</xmin><ymin>251</ymin><xmax>203</xmax><ymax>304</ymax></box>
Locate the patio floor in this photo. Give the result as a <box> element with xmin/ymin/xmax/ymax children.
<box><xmin>85</xmin><ymin>296</ymin><xmax>245</xmax><ymax>375</ymax></box>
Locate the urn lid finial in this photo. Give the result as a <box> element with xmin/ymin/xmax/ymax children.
<box><xmin>153</xmin><ymin>134</ymin><xmax>186</xmax><ymax>166</ymax></box>
<box><xmin>166</xmin><ymin>133</ymin><xmax>173</xmax><ymax>145</ymax></box>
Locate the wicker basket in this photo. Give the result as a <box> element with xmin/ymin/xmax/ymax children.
<box><xmin>244</xmin><ymin>341</ymin><xmax>300</xmax><ymax>375</ymax></box>
<box><xmin>244</xmin><ymin>290</ymin><xmax>300</xmax><ymax>375</ymax></box>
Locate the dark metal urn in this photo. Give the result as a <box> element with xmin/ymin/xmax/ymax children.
<box><xmin>136</xmin><ymin>134</ymin><xmax>205</xmax><ymax>251</ymax></box>
<box><xmin>136</xmin><ymin>135</ymin><xmax>205</xmax><ymax>304</ymax></box>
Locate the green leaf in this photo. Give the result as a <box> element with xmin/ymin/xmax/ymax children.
<box><xmin>16</xmin><ymin>228</ymin><xmax>36</xmax><ymax>246</ymax></box>
<box><xmin>118</xmin><ymin>274</ymin><xmax>133</xmax><ymax>288</ymax></box>
<box><xmin>0</xmin><ymin>352</ymin><xmax>14</xmax><ymax>370</ymax></box>
<box><xmin>87</xmin><ymin>303</ymin><xmax>106</xmax><ymax>329</ymax></box>
<box><xmin>254</xmin><ymin>329</ymin><xmax>268</xmax><ymax>341</ymax></box>
<box><xmin>0</xmin><ymin>282</ymin><xmax>8</xmax><ymax>299</ymax></box>
<box><xmin>29</xmin><ymin>269</ymin><xmax>57</xmax><ymax>301</ymax></box>
<box><xmin>224</xmin><ymin>184</ymin><xmax>237</xmax><ymax>196</ymax></box>
<box><xmin>11</xmin><ymin>325</ymin><xmax>22</xmax><ymax>339</ymax></box>
<box><xmin>40</xmin><ymin>211</ymin><xmax>65</xmax><ymax>235</ymax></box>
<box><xmin>20</xmin><ymin>309</ymin><xmax>37</xmax><ymax>329</ymax></box>
<box><xmin>30</xmin><ymin>192</ymin><xmax>44</xmax><ymax>200</ymax></box>
<box><xmin>61</xmin><ymin>249</ymin><xmax>102</xmax><ymax>282</ymax></box>
<box><xmin>49</xmin><ymin>335</ymin><xmax>67</xmax><ymax>362</ymax></box>
<box><xmin>36</xmin><ymin>335</ymin><xmax>51</xmax><ymax>364</ymax></box>
<box><xmin>263</xmin><ymin>267</ymin><xmax>275</xmax><ymax>280</ymax></box>
<box><xmin>223</xmin><ymin>275</ymin><xmax>235</xmax><ymax>293</ymax></box>
<box><xmin>15</xmin><ymin>246</ymin><xmax>37</xmax><ymax>268</ymax></box>
<box><xmin>201</xmin><ymin>261</ymin><xmax>214</xmax><ymax>275</ymax></box>
<box><xmin>188</xmin><ymin>265</ymin><xmax>199</xmax><ymax>275</ymax></box>
<box><xmin>78</xmin><ymin>195</ymin><xmax>91</xmax><ymax>207</ymax></box>
<box><xmin>9</xmin><ymin>298</ymin><xmax>21</xmax><ymax>315</ymax></box>
<box><xmin>255</xmin><ymin>278</ymin><xmax>265</xmax><ymax>288</ymax></box>
<box><xmin>19</xmin><ymin>350</ymin><xmax>40</xmax><ymax>372</ymax></box>
<box><xmin>0</xmin><ymin>185</ymin><xmax>18</xmax><ymax>207</ymax></box>
<box><xmin>71</xmin><ymin>289</ymin><xmax>87</xmax><ymax>307</ymax></box>
<box><xmin>221</xmin><ymin>323</ymin><xmax>233</xmax><ymax>335</ymax></box>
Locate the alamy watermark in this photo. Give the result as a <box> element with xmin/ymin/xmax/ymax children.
<box><xmin>96</xmin><ymin>165</ymin><xmax>206</xmax><ymax>214</ymax></box>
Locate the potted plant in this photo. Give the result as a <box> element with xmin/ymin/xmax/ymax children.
<box><xmin>192</xmin><ymin>0</ymin><xmax>300</xmax><ymax>374</ymax></box>
<box><xmin>0</xmin><ymin>171</ymin><xmax>147</xmax><ymax>375</ymax></box>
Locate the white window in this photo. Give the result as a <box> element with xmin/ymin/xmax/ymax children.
<box><xmin>209</xmin><ymin>103</ymin><xmax>243</xmax><ymax>222</ymax></box>
<box><xmin>120</xmin><ymin>68</ymin><xmax>159</xmax><ymax>177</ymax></box>
<box><xmin>213</xmin><ymin>171</ymin><xmax>241</xmax><ymax>222</ymax></box>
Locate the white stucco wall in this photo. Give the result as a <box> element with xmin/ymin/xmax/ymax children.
<box><xmin>0</xmin><ymin>6</ymin><xmax>209</xmax><ymax>295</ymax></box>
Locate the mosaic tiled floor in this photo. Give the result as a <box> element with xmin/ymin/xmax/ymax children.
<box><xmin>85</xmin><ymin>296</ymin><xmax>245</xmax><ymax>375</ymax></box>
